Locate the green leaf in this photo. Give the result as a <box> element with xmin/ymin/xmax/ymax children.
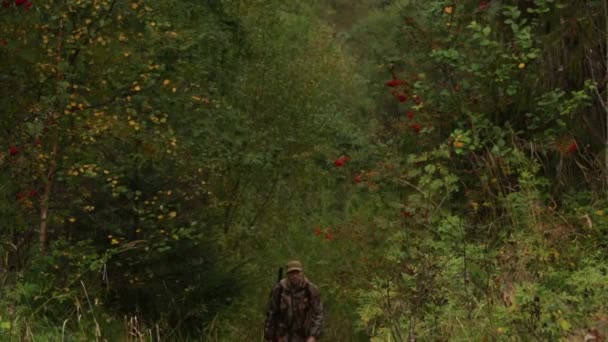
<box><xmin>424</xmin><ymin>165</ymin><xmax>436</xmax><ymax>174</ymax></box>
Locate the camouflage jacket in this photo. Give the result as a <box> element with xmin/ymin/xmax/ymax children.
<box><xmin>264</xmin><ymin>277</ymin><xmax>323</xmax><ymax>340</ymax></box>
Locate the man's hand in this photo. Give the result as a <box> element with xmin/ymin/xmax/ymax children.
<box><xmin>306</xmin><ymin>337</ymin><xmax>317</xmax><ymax>342</ymax></box>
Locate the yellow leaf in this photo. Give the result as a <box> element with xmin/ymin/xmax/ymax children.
<box><xmin>518</xmin><ymin>63</ymin><xmax>526</xmax><ymax>69</ymax></box>
<box><xmin>111</xmin><ymin>239</ymin><xmax>120</xmax><ymax>245</ymax></box>
<box><xmin>163</xmin><ymin>79</ymin><xmax>171</xmax><ymax>86</ymax></box>
<box><xmin>559</xmin><ymin>319</ymin><xmax>571</xmax><ymax>331</ymax></box>
<box><xmin>68</xmin><ymin>217</ymin><xmax>77</xmax><ymax>223</ymax></box>
<box><xmin>453</xmin><ymin>141</ymin><xmax>465</xmax><ymax>148</ymax></box>
<box><xmin>169</xmin><ymin>211</ymin><xmax>177</xmax><ymax>218</ymax></box>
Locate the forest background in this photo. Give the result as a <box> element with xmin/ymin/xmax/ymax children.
<box><xmin>1</xmin><ymin>0</ymin><xmax>607</xmax><ymax>340</ymax></box>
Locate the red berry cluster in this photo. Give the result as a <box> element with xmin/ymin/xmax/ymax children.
<box><xmin>16</xmin><ymin>188</ymin><xmax>37</xmax><ymax>199</ymax></box>
<box><xmin>333</xmin><ymin>155</ymin><xmax>349</xmax><ymax>167</ymax></box>
<box><xmin>9</xmin><ymin>146</ymin><xmax>19</xmax><ymax>156</ymax></box>
<box><xmin>313</xmin><ymin>227</ymin><xmax>334</xmax><ymax>241</ymax></box>
<box><xmin>385</xmin><ymin>76</ymin><xmax>423</xmax><ymax>134</ymax></box>
<box><xmin>333</xmin><ymin>156</ymin><xmax>366</xmax><ymax>184</ymax></box>
<box><xmin>2</xmin><ymin>0</ymin><xmax>33</xmax><ymax>9</ymax></box>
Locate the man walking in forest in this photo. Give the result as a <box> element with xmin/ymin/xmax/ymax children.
<box><xmin>264</xmin><ymin>260</ymin><xmax>324</xmax><ymax>342</ymax></box>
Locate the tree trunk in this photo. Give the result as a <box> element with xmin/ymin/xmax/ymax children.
<box><xmin>604</xmin><ymin>0</ymin><xmax>608</xmax><ymax>189</ymax></box>
<box><xmin>40</xmin><ymin>18</ymin><xmax>65</xmax><ymax>252</ymax></box>
<box><xmin>39</xmin><ymin>142</ymin><xmax>57</xmax><ymax>253</ymax></box>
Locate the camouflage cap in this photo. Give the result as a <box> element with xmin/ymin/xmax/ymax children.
<box><xmin>286</xmin><ymin>260</ymin><xmax>303</xmax><ymax>273</ymax></box>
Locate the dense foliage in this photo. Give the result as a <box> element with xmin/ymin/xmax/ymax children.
<box><xmin>1</xmin><ymin>0</ymin><xmax>606</xmax><ymax>341</ymax></box>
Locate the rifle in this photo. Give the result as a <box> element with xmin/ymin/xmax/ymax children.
<box><xmin>277</xmin><ymin>266</ymin><xmax>283</xmax><ymax>283</ymax></box>
<box><xmin>265</xmin><ymin>267</ymin><xmax>284</xmax><ymax>342</ymax></box>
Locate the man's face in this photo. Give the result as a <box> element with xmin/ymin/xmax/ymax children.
<box><xmin>287</xmin><ymin>270</ymin><xmax>303</xmax><ymax>285</ymax></box>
